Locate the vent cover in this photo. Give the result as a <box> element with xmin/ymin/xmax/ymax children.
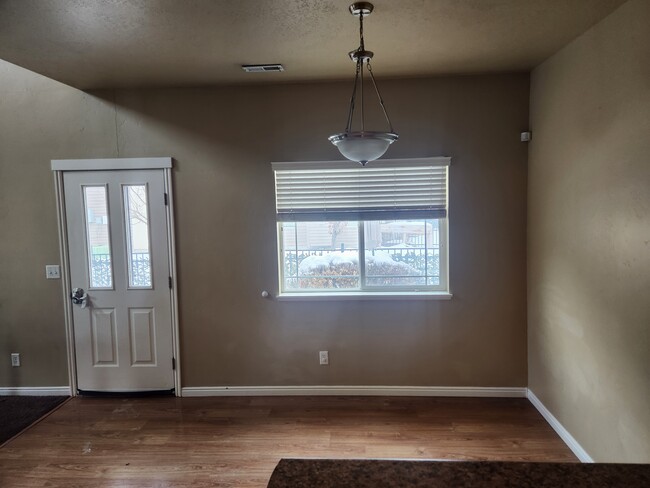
<box><xmin>241</xmin><ymin>64</ymin><xmax>285</xmax><ymax>73</ymax></box>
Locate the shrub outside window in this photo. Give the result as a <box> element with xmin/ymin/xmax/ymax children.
<box><xmin>273</xmin><ymin>158</ymin><xmax>450</xmax><ymax>296</ymax></box>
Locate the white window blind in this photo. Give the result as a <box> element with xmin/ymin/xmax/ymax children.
<box><xmin>272</xmin><ymin>158</ymin><xmax>449</xmax><ymax>221</ymax></box>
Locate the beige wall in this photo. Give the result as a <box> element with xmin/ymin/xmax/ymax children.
<box><xmin>528</xmin><ymin>0</ymin><xmax>650</xmax><ymax>462</ymax></box>
<box><xmin>0</xmin><ymin>61</ymin><xmax>118</xmax><ymax>387</ymax></box>
<box><xmin>0</xmin><ymin>58</ymin><xmax>529</xmax><ymax>389</ymax></box>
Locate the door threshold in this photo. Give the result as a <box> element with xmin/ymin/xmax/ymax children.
<box><xmin>77</xmin><ymin>389</ymin><xmax>175</xmax><ymax>398</ymax></box>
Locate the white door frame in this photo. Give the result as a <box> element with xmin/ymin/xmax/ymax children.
<box><xmin>51</xmin><ymin>157</ymin><xmax>181</xmax><ymax>396</ymax></box>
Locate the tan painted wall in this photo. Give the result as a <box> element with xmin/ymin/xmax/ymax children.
<box><xmin>0</xmin><ymin>61</ymin><xmax>118</xmax><ymax>387</ymax></box>
<box><xmin>528</xmin><ymin>0</ymin><xmax>650</xmax><ymax>462</ymax></box>
<box><xmin>0</xmin><ymin>58</ymin><xmax>529</xmax><ymax>389</ymax></box>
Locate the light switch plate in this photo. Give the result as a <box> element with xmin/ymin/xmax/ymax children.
<box><xmin>319</xmin><ymin>351</ymin><xmax>329</xmax><ymax>365</ymax></box>
<box><xmin>45</xmin><ymin>265</ymin><xmax>61</xmax><ymax>279</ymax></box>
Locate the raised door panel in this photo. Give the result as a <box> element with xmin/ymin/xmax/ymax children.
<box><xmin>90</xmin><ymin>308</ymin><xmax>118</xmax><ymax>366</ymax></box>
<box><xmin>129</xmin><ymin>308</ymin><xmax>157</xmax><ymax>366</ymax></box>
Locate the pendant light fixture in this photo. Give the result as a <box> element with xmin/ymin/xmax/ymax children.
<box><xmin>329</xmin><ymin>2</ymin><xmax>398</xmax><ymax>166</ymax></box>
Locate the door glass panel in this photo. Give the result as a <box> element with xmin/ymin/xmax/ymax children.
<box><xmin>83</xmin><ymin>186</ymin><xmax>113</xmax><ymax>289</ymax></box>
<box><xmin>123</xmin><ymin>185</ymin><xmax>152</xmax><ymax>288</ymax></box>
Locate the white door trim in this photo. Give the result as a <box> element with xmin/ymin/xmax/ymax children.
<box><xmin>53</xmin><ymin>170</ymin><xmax>76</xmax><ymax>397</ymax></box>
<box><xmin>52</xmin><ymin>157</ymin><xmax>181</xmax><ymax>396</ymax></box>
<box><xmin>51</xmin><ymin>157</ymin><xmax>172</xmax><ymax>171</ymax></box>
<box><xmin>163</xmin><ymin>167</ymin><xmax>182</xmax><ymax>394</ymax></box>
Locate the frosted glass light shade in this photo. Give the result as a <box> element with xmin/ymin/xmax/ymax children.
<box><xmin>329</xmin><ymin>131</ymin><xmax>398</xmax><ymax>165</ymax></box>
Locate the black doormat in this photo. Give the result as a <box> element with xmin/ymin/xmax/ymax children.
<box><xmin>0</xmin><ymin>396</ymin><xmax>68</xmax><ymax>446</ymax></box>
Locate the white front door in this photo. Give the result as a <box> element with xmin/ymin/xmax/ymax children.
<box><xmin>63</xmin><ymin>169</ymin><xmax>174</xmax><ymax>392</ymax></box>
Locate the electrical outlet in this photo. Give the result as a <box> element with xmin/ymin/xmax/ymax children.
<box><xmin>45</xmin><ymin>265</ymin><xmax>61</xmax><ymax>279</ymax></box>
<box><xmin>319</xmin><ymin>350</ymin><xmax>329</xmax><ymax>365</ymax></box>
<box><xmin>11</xmin><ymin>353</ymin><xmax>20</xmax><ymax>367</ymax></box>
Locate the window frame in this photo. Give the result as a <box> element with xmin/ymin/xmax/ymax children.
<box><xmin>276</xmin><ymin>219</ymin><xmax>449</xmax><ymax>299</ymax></box>
<box><xmin>273</xmin><ymin>158</ymin><xmax>451</xmax><ymax>300</ymax></box>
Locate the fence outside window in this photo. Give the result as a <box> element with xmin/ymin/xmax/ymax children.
<box><xmin>90</xmin><ymin>253</ymin><xmax>151</xmax><ymax>288</ymax></box>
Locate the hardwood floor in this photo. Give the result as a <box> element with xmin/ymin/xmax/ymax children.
<box><xmin>0</xmin><ymin>396</ymin><xmax>577</xmax><ymax>487</ymax></box>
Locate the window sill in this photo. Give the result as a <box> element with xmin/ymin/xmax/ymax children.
<box><xmin>276</xmin><ymin>291</ymin><xmax>453</xmax><ymax>301</ymax></box>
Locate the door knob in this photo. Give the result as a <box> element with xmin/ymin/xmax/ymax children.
<box><xmin>71</xmin><ymin>288</ymin><xmax>89</xmax><ymax>308</ymax></box>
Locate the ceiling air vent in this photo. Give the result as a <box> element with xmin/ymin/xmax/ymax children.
<box><xmin>241</xmin><ymin>64</ymin><xmax>285</xmax><ymax>73</ymax></box>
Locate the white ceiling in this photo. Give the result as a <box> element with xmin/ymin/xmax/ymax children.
<box><xmin>0</xmin><ymin>0</ymin><xmax>626</xmax><ymax>89</ymax></box>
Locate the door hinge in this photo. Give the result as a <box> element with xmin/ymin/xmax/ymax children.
<box><xmin>164</xmin><ymin>193</ymin><xmax>168</xmax><ymax>205</ymax></box>
<box><xmin>172</xmin><ymin>357</ymin><xmax>176</xmax><ymax>370</ymax></box>
<box><xmin>168</xmin><ymin>276</ymin><xmax>173</xmax><ymax>289</ymax></box>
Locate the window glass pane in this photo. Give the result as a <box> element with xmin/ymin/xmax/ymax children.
<box><xmin>281</xmin><ymin>221</ymin><xmax>360</xmax><ymax>290</ymax></box>
<box><xmin>364</xmin><ymin>219</ymin><xmax>440</xmax><ymax>287</ymax></box>
<box><xmin>123</xmin><ymin>185</ymin><xmax>152</xmax><ymax>288</ymax></box>
<box><xmin>84</xmin><ymin>186</ymin><xmax>113</xmax><ymax>288</ymax></box>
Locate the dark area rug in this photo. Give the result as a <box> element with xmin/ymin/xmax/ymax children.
<box><xmin>269</xmin><ymin>459</ymin><xmax>650</xmax><ymax>488</ymax></box>
<box><xmin>0</xmin><ymin>396</ymin><xmax>68</xmax><ymax>445</ymax></box>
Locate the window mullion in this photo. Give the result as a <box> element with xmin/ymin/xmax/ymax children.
<box><xmin>358</xmin><ymin>221</ymin><xmax>366</xmax><ymax>291</ymax></box>
<box><xmin>294</xmin><ymin>222</ymin><xmax>299</xmax><ymax>284</ymax></box>
<box><xmin>424</xmin><ymin>219</ymin><xmax>429</xmax><ymax>284</ymax></box>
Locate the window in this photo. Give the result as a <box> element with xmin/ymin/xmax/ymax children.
<box><xmin>123</xmin><ymin>185</ymin><xmax>153</xmax><ymax>288</ymax></box>
<box><xmin>83</xmin><ymin>185</ymin><xmax>113</xmax><ymax>289</ymax></box>
<box><xmin>273</xmin><ymin>158</ymin><xmax>450</xmax><ymax>297</ymax></box>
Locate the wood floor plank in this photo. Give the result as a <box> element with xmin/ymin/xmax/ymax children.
<box><xmin>0</xmin><ymin>396</ymin><xmax>577</xmax><ymax>487</ymax></box>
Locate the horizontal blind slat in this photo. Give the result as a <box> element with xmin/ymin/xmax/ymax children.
<box><xmin>276</xmin><ymin>192</ymin><xmax>446</xmax><ymax>201</ymax></box>
<box><xmin>274</xmin><ymin>164</ymin><xmax>448</xmax><ymax>219</ymax></box>
<box><xmin>276</xmin><ymin>180</ymin><xmax>447</xmax><ymax>189</ymax></box>
<box><xmin>277</xmin><ymin>209</ymin><xmax>448</xmax><ymax>222</ymax></box>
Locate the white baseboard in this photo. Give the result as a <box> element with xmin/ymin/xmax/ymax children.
<box><xmin>0</xmin><ymin>386</ymin><xmax>71</xmax><ymax>396</ymax></box>
<box><xmin>527</xmin><ymin>389</ymin><xmax>593</xmax><ymax>463</ymax></box>
<box><xmin>182</xmin><ymin>385</ymin><xmax>527</xmax><ymax>398</ymax></box>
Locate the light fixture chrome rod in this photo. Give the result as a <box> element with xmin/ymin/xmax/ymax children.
<box><xmin>358</xmin><ymin>9</ymin><xmax>366</xmax><ymax>52</ymax></box>
<box><xmin>367</xmin><ymin>61</ymin><xmax>394</xmax><ymax>133</ymax></box>
<box><xmin>345</xmin><ymin>60</ymin><xmax>362</xmax><ymax>133</ymax></box>
<box><xmin>360</xmin><ymin>59</ymin><xmax>365</xmax><ymax>131</ymax></box>
<box><xmin>359</xmin><ymin>10</ymin><xmax>365</xmax><ymax>132</ymax></box>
